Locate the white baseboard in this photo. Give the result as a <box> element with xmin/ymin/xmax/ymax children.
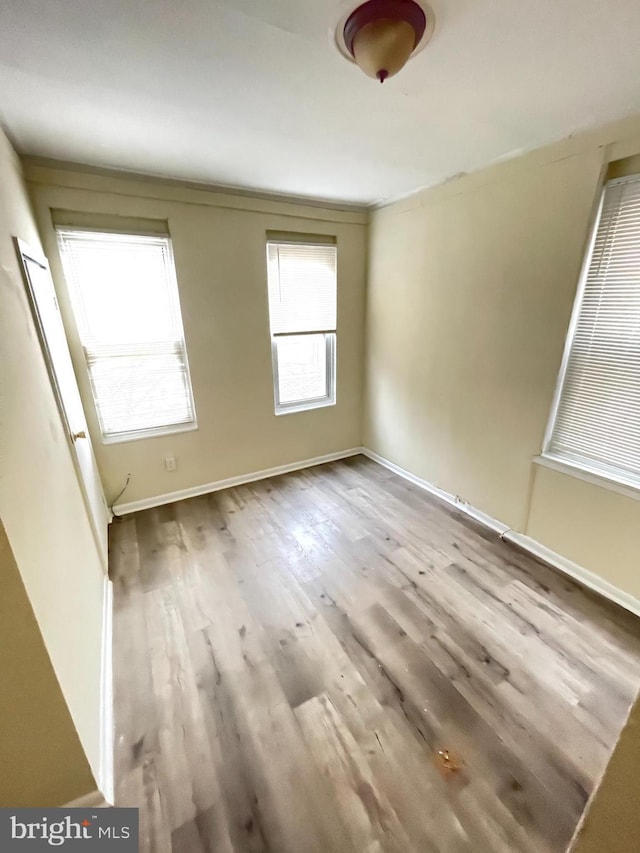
<box><xmin>505</xmin><ymin>531</ymin><xmax>640</xmax><ymax>619</ymax></box>
<box><xmin>64</xmin><ymin>789</ymin><xmax>110</xmax><ymax>808</ymax></box>
<box><xmin>99</xmin><ymin>577</ymin><xmax>114</xmax><ymax>805</ymax></box>
<box><xmin>113</xmin><ymin>448</ymin><xmax>363</xmax><ymax>515</ymax></box>
<box><xmin>361</xmin><ymin>448</ymin><xmax>510</xmax><ymax>536</ymax></box>
<box><xmin>361</xmin><ymin>448</ymin><xmax>640</xmax><ymax>620</ymax></box>
<box><xmin>112</xmin><ymin>442</ymin><xmax>640</xmax><ymax>618</ymax></box>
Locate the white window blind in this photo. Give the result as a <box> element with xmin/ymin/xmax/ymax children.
<box><xmin>57</xmin><ymin>230</ymin><xmax>196</xmax><ymax>441</ymax></box>
<box><xmin>266</xmin><ymin>241</ymin><xmax>337</xmax><ymax>412</ymax></box>
<box><xmin>546</xmin><ymin>175</ymin><xmax>640</xmax><ymax>484</ymax></box>
<box><xmin>267</xmin><ymin>242</ymin><xmax>337</xmax><ymax>333</ymax></box>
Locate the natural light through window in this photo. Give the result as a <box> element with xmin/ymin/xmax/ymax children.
<box><xmin>57</xmin><ymin>229</ymin><xmax>196</xmax><ymax>441</ymax></box>
<box><xmin>543</xmin><ymin>173</ymin><xmax>640</xmax><ymax>488</ymax></box>
<box><xmin>266</xmin><ymin>239</ymin><xmax>337</xmax><ymax>414</ymax></box>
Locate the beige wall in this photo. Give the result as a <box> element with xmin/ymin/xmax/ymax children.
<box><xmin>365</xmin><ymin>114</ymin><xmax>640</xmax><ymax>601</ymax></box>
<box><xmin>0</xmin><ymin>522</ymin><xmax>95</xmax><ymax>806</ymax></box>
<box><xmin>26</xmin><ymin>164</ymin><xmax>368</xmax><ymax>506</ymax></box>
<box><xmin>0</xmin><ymin>130</ymin><xmax>105</xmax><ymax>792</ymax></box>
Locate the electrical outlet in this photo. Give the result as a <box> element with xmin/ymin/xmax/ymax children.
<box><xmin>164</xmin><ymin>456</ymin><xmax>177</xmax><ymax>472</ymax></box>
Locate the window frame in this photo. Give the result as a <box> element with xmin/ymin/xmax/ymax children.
<box><xmin>266</xmin><ymin>238</ymin><xmax>338</xmax><ymax>416</ymax></box>
<box><xmin>56</xmin><ymin>227</ymin><xmax>198</xmax><ymax>444</ymax></box>
<box><xmin>271</xmin><ymin>330</ymin><xmax>336</xmax><ymax>416</ymax></box>
<box><xmin>540</xmin><ymin>173</ymin><xmax>640</xmax><ymax>494</ymax></box>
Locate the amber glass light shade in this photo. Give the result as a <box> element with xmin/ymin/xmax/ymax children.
<box><xmin>352</xmin><ymin>18</ymin><xmax>416</xmax><ymax>81</ymax></box>
<box><xmin>342</xmin><ymin>0</ymin><xmax>428</xmax><ymax>82</ymax></box>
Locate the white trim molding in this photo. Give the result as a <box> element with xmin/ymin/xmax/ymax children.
<box><xmin>99</xmin><ymin>577</ymin><xmax>114</xmax><ymax>805</ymax></box>
<box><xmin>360</xmin><ymin>448</ymin><xmax>640</xmax><ymax>620</ymax></box>
<box><xmin>534</xmin><ymin>453</ymin><xmax>640</xmax><ymax>502</ymax></box>
<box><xmin>505</xmin><ymin>532</ymin><xmax>640</xmax><ymax>620</ymax></box>
<box><xmin>361</xmin><ymin>448</ymin><xmax>510</xmax><ymax>536</ymax></box>
<box><xmin>112</xmin><ymin>444</ymin><xmax>640</xmax><ymax>620</ymax></box>
<box><xmin>113</xmin><ymin>448</ymin><xmax>363</xmax><ymax>515</ymax></box>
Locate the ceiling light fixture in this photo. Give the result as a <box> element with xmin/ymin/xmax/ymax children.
<box><xmin>337</xmin><ymin>0</ymin><xmax>435</xmax><ymax>83</ymax></box>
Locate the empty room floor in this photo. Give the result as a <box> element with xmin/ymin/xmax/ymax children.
<box><xmin>110</xmin><ymin>455</ymin><xmax>640</xmax><ymax>853</ymax></box>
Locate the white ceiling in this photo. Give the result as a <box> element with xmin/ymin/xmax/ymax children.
<box><xmin>1</xmin><ymin>0</ymin><xmax>640</xmax><ymax>205</ymax></box>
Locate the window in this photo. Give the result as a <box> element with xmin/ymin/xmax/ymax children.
<box><xmin>57</xmin><ymin>229</ymin><xmax>196</xmax><ymax>442</ymax></box>
<box><xmin>266</xmin><ymin>238</ymin><xmax>337</xmax><ymax>414</ymax></box>
<box><xmin>544</xmin><ymin>174</ymin><xmax>640</xmax><ymax>488</ymax></box>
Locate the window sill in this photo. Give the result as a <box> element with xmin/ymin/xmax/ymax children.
<box><xmin>102</xmin><ymin>420</ymin><xmax>198</xmax><ymax>445</ymax></box>
<box><xmin>275</xmin><ymin>397</ymin><xmax>335</xmax><ymax>416</ymax></box>
<box><xmin>534</xmin><ymin>454</ymin><xmax>640</xmax><ymax>502</ymax></box>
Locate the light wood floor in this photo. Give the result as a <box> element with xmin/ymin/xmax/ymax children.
<box><xmin>111</xmin><ymin>455</ymin><xmax>640</xmax><ymax>853</ymax></box>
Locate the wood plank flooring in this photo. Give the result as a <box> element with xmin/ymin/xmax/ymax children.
<box><xmin>110</xmin><ymin>455</ymin><xmax>640</xmax><ymax>852</ymax></box>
